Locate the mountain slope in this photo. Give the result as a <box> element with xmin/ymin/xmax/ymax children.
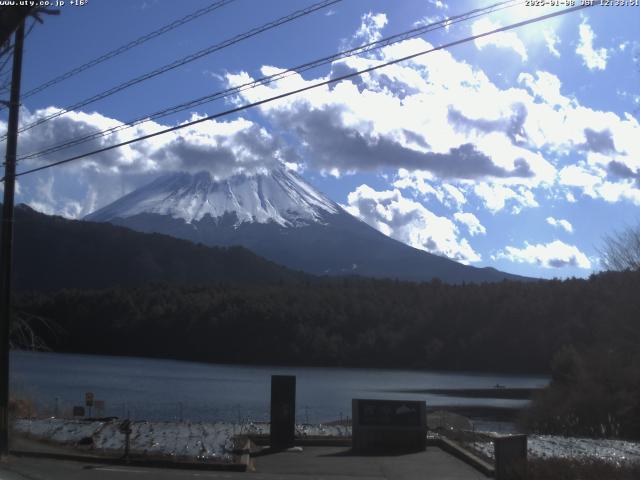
<box><xmin>89</xmin><ymin>168</ymin><xmax>338</xmax><ymax>227</ymax></box>
<box><xmin>87</xmin><ymin>167</ymin><xmax>528</xmax><ymax>284</ymax></box>
<box><xmin>8</xmin><ymin>204</ymin><xmax>304</xmax><ymax>291</ymax></box>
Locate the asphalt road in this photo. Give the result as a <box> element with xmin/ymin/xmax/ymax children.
<box><xmin>0</xmin><ymin>447</ymin><xmax>487</xmax><ymax>480</ymax></box>
<box><xmin>1</xmin><ymin>457</ymin><xmax>258</xmax><ymax>480</ymax></box>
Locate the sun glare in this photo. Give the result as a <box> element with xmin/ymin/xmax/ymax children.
<box><xmin>487</xmin><ymin>1</ymin><xmax>566</xmax><ymax>44</ymax></box>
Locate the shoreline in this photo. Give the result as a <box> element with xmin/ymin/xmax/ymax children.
<box><xmin>427</xmin><ymin>405</ymin><xmax>522</xmax><ymax>421</ymax></box>
<box><xmin>10</xmin><ymin>349</ymin><xmax>551</xmax><ymax>378</ymax></box>
<box><xmin>388</xmin><ymin>387</ymin><xmax>540</xmax><ymax>400</ymax></box>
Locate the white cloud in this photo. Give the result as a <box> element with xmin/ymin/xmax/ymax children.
<box><xmin>546</xmin><ymin>216</ymin><xmax>573</xmax><ymax>233</ymax></box>
<box><xmin>344</xmin><ymin>185</ymin><xmax>481</xmax><ymax>263</ymax></box>
<box><xmin>353</xmin><ymin>12</ymin><xmax>387</xmax><ymax>44</ymax></box>
<box><xmin>392</xmin><ymin>171</ymin><xmax>470</xmax><ymax>210</ymax></box>
<box><xmin>471</xmin><ymin>18</ymin><xmax>528</xmax><ymax>61</ymax></box>
<box><xmin>442</xmin><ymin>183</ymin><xmax>466</xmax><ymax>209</ymax></box>
<box><xmin>473</xmin><ymin>182</ymin><xmax>538</xmax><ymax>214</ymax></box>
<box><xmin>414</xmin><ymin>0</ymin><xmax>449</xmax><ymax>29</ymax></box>
<box><xmin>518</xmin><ymin>71</ymin><xmax>570</xmax><ymax>109</ymax></box>
<box><xmin>576</xmin><ymin>19</ymin><xmax>608</xmax><ymax>71</ymax></box>
<box><xmin>228</xmin><ymin>40</ymin><xmax>559</xmax><ymax>189</ymax></box>
<box><xmin>413</xmin><ymin>15</ymin><xmax>445</xmax><ymax>28</ymax></box>
<box><xmin>224</xmin><ymin>25</ymin><xmax>640</xmax><ymax>211</ymax></box>
<box><xmin>393</xmin><ymin>169</ymin><xmax>440</xmax><ymax>199</ymax></box>
<box><xmin>16</xmin><ymin>14</ymin><xmax>640</xmax><ymax>224</ymax></box>
<box><xmin>7</xmin><ymin>108</ymin><xmax>296</xmax><ymax>218</ymax></box>
<box><xmin>454</xmin><ymin>212</ymin><xmax>486</xmax><ymax>236</ymax></box>
<box><xmin>559</xmin><ymin>159</ymin><xmax>640</xmax><ymax>206</ymax></box>
<box><xmin>543</xmin><ymin>29</ymin><xmax>561</xmax><ymax>57</ymax></box>
<box><xmin>495</xmin><ymin>240</ymin><xmax>591</xmax><ymax>269</ymax></box>
<box><xmin>428</xmin><ymin>0</ymin><xmax>447</xmax><ymax>9</ymax></box>
<box><xmin>15</xmin><ymin>108</ymin><xmax>293</xmax><ymax>177</ymax></box>
<box><xmin>559</xmin><ymin>164</ymin><xmax>601</xmax><ymax>194</ymax></box>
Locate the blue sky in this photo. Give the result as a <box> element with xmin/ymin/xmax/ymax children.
<box><xmin>3</xmin><ymin>0</ymin><xmax>640</xmax><ymax>279</ymax></box>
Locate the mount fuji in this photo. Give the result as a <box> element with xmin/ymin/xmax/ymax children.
<box><xmin>85</xmin><ymin>167</ymin><xmax>526</xmax><ymax>283</ymax></box>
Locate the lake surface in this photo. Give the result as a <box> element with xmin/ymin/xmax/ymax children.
<box><xmin>10</xmin><ymin>351</ymin><xmax>547</xmax><ymax>424</ymax></box>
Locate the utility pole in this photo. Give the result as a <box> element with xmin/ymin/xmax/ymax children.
<box><xmin>0</xmin><ymin>7</ymin><xmax>33</xmax><ymax>46</ymax></box>
<box><xmin>0</xmin><ymin>19</ymin><xmax>25</xmax><ymax>460</ymax></box>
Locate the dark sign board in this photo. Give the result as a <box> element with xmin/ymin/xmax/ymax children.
<box><xmin>270</xmin><ymin>375</ymin><xmax>296</xmax><ymax>449</ymax></box>
<box><xmin>85</xmin><ymin>392</ymin><xmax>94</xmax><ymax>407</ymax></box>
<box><xmin>358</xmin><ymin>399</ymin><xmax>422</xmax><ymax>427</ymax></box>
<box><xmin>352</xmin><ymin>399</ymin><xmax>427</xmax><ymax>453</ymax></box>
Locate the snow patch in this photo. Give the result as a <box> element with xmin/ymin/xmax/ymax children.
<box><xmin>13</xmin><ymin>418</ymin><xmax>350</xmax><ymax>462</ymax></box>
<box><xmin>86</xmin><ymin>167</ymin><xmax>339</xmax><ymax>228</ymax></box>
<box><xmin>16</xmin><ymin>418</ymin><xmax>640</xmax><ymax>466</ymax></box>
<box><xmin>470</xmin><ymin>434</ymin><xmax>640</xmax><ymax>465</ymax></box>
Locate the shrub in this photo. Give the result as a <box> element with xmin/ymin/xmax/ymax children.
<box><xmin>8</xmin><ymin>396</ymin><xmax>35</xmax><ymax>419</ymax></box>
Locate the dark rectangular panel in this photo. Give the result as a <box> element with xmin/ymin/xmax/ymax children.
<box><xmin>270</xmin><ymin>375</ymin><xmax>296</xmax><ymax>449</ymax></box>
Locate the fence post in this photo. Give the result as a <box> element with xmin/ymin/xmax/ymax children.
<box><xmin>119</xmin><ymin>419</ymin><xmax>132</xmax><ymax>463</ymax></box>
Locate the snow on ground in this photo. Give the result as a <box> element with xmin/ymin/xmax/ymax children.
<box><xmin>14</xmin><ymin>418</ymin><xmax>105</xmax><ymax>445</ymax></box>
<box><xmin>469</xmin><ymin>434</ymin><xmax>640</xmax><ymax>465</ymax></box>
<box><xmin>92</xmin><ymin>421</ymin><xmax>240</xmax><ymax>460</ymax></box>
<box><xmin>15</xmin><ymin>418</ymin><xmax>640</xmax><ymax>466</ymax></box>
<box><xmin>14</xmin><ymin>418</ymin><xmax>240</xmax><ymax>461</ymax></box>
<box><xmin>296</xmin><ymin>423</ymin><xmax>351</xmax><ymax>437</ymax></box>
<box><xmin>12</xmin><ymin>418</ymin><xmax>350</xmax><ymax>462</ymax></box>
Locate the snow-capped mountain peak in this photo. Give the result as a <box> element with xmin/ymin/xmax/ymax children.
<box><xmin>86</xmin><ymin>165</ymin><xmax>527</xmax><ymax>284</ymax></box>
<box><xmin>86</xmin><ymin>167</ymin><xmax>339</xmax><ymax>227</ymax></box>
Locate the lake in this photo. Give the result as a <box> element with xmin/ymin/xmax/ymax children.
<box><xmin>10</xmin><ymin>351</ymin><xmax>547</xmax><ymax>427</ymax></box>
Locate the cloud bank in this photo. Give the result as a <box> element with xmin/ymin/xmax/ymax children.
<box><xmin>7</xmin><ymin>109</ymin><xmax>296</xmax><ymax>217</ymax></box>
<box><xmin>9</xmin><ymin>11</ymin><xmax>636</xmax><ymax>276</ymax></box>
<box><xmin>344</xmin><ymin>185</ymin><xmax>481</xmax><ymax>264</ymax></box>
<box><xmin>576</xmin><ymin>19</ymin><xmax>608</xmax><ymax>71</ymax></box>
<box><xmin>495</xmin><ymin>240</ymin><xmax>591</xmax><ymax>269</ymax></box>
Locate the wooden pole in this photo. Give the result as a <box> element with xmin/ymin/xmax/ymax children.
<box><xmin>0</xmin><ymin>19</ymin><xmax>25</xmax><ymax>459</ymax></box>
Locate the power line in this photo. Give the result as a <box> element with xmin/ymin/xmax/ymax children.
<box><xmin>16</xmin><ymin>0</ymin><xmax>518</xmax><ymax>162</ymax></box>
<box><xmin>11</xmin><ymin>0</ymin><xmax>235</xmax><ymax>105</ymax></box>
<box><xmin>6</xmin><ymin>3</ymin><xmax>593</xmax><ymax>181</ymax></box>
<box><xmin>15</xmin><ymin>0</ymin><xmax>520</xmax><ymax>163</ymax></box>
<box><xmin>0</xmin><ymin>52</ymin><xmax>12</xmax><ymax>79</ymax></box>
<box><xmin>5</xmin><ymin>0</ymin><xmax>340</xmax><ymax>140</ymax></box>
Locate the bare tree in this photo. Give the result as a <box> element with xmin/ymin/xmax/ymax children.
<box><xmin>599</xmin><ymin>224</ymin><xmax>640</xmax><ymax>271</ymax></box>
<box><xmin>9</xmin><ymin>309</ymin><xmax>59</xmax><ymax>351</ymax></box>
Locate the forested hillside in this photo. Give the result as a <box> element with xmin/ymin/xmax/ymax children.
<box><xmin>9</xmin><ymin>204</ymin><xmax>304</xmax><ymax>290</ymax></box>
<box><xmin>14</xmin><ymin>269</ymin><xmax>640</xmax><ymax>374</ymax></box>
